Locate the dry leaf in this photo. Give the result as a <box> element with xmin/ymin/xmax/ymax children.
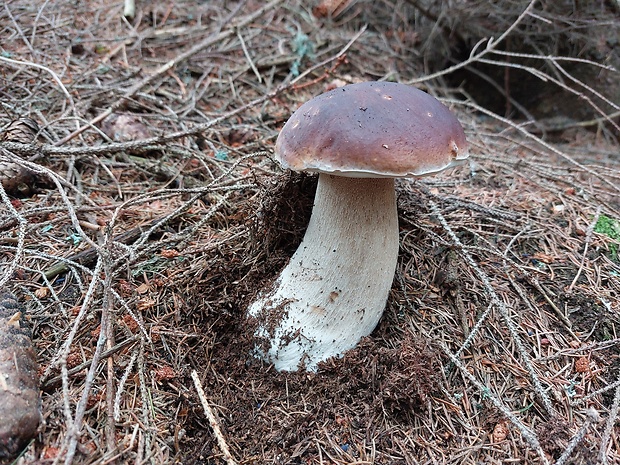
<box><xmin>101</xmin><ymin>114</ymin><xmax>151</xmax><ymax>142</ymax></box>
<box><xmin>161</xmin><ymin>249</ymin><xmax>180</xmax><ymax>259</ymax></box>
<box><xmin>34</xmin><ymin>287</ymin><xmax>49</xmax><ymax>299</ymax></box>
<box><xmin>135</xmin><ymin>283</ymin><xmax>150</xmax><ymax>295</ymax></box>
<box><xmin>531</xmin><ymin>252</ymin><xmax>555</xmax><ymax>264</ymax></box>
<box><xmin>154</xmin><ymin>365</ymin><xmax>176</xmax><ymax>383</ymax></box>
<box><xmin>492</xmin><ymin>421</ymin><xmax>509</xmax><ymax>442</ymax></box>
<box><xmin>137</xmin><ymin>297</ymin><xmax>156</xmax><ymax>311</ymax></box>
<box><xmin>312</xmin><ymin>0</ymin><xmax>351</xmax><ymax>18</ymax></box>
<box><xmin>121</xmin><ymin>314</ymin><xmax>139</xmax><ymax>333</ymax></box>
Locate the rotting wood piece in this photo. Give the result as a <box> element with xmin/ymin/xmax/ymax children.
<box><xmin>0</xmin><ymin>292</ymin><xmax>41</xmax><ymax>461</ymax></box>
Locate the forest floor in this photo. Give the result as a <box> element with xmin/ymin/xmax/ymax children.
<box><xmin>1</xmin><ymin>0</ymin><xmax>619</xmax><ymax>464</ymax></box>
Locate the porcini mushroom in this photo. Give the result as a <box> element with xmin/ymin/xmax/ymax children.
<box><xmin>249</xmin><ymin>81</ymin><xmax>468</xmax><ymax>371</ymax></box>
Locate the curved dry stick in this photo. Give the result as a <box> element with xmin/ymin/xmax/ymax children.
<box><xmin>191</xmin><ymin>370</ymin><xmax>238</xmax><ymax>465</ymax></box>
<box><xmin>63</xmin><ymin>250</ymin><xmax>116</xmax><ymax>465</ymax></box>
<box><xmin>598</xmin><ymin>373</ymin><xmax>620</xmax><ymax>464</ymax></box>
<box><xmin>0</xmin><ymin>184</ymin><xmax>27</xmax><ymax>290</ymax></box>
<box><xmin>0</xmin><ymin>56</ymin><xmax>75</xmax><ymax>114</ymax></box>
<box><xmin>407</xmin><ymin>0</ymin><xmax>539</xmax><ymax>85</ymax></box>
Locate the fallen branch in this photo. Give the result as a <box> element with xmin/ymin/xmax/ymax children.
<box><xmin>42</xmin><ymin>217</ymin><xmax>169</xmax><ymax>281</ymax></box>
<box><xmin>42</xmin><ymin>335</ymin><xmax>140</xmax><ymax>389</ymax></box>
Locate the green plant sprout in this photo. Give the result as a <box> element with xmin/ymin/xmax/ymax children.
<box><xmin>594</xmin><ymin>214</ymin><xmax>620</xmax><ymax>260</ymax></box>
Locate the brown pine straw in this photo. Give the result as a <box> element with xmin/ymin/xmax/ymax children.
<box><xmin>0</xmin><ymin>0</ymin><xmax>619</xmax><ymax>463</ymax></box>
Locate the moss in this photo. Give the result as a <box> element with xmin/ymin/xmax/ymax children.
<box><xmin>594</xmin><ymin>215</ymin><xmax>620</xmax><ymax>260</ymax></box>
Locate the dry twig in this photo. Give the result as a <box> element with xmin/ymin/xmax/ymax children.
<box><xmin>191</xmin><ymin>370</ymin><xmax>238</xmax><ymax>465</ymax></box>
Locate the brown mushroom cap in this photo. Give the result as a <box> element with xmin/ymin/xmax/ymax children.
<box><xmin>275</xmin><ymin>81</ymin><xmax>468</xmax><ymax>178</ymax></box>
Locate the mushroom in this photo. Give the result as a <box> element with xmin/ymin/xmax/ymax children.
<box><xmin>249</xmin><ymin>81</ymin><xmax>468</xmax><ymax>371</ymax></box>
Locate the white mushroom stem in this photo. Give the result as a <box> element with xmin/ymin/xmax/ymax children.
<box><xmin>248</xmin><ymin>174</ymin><xmax>399</xmax><ymax>371</ymax></box>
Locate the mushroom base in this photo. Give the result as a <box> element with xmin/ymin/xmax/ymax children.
<box><xmin>248</xmin><ymin>174</ymin><xmax>399</xmax><ymax>371</ymax></box>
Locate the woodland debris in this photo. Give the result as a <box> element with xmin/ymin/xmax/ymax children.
<box><xmin>0</xmin><ymin>118</ymin><xmax>39</xmax><ymax>197</ymax></box>
<box><xmin>0</xmin><ymin>292</ymin><xmax>41</xmax><ymax>462</ymax></box>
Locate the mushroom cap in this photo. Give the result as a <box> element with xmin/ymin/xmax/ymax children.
<box><xmin>275</xmin><ymin>81</ymin><xmax>468</xmax><ymax>178</ymax></box>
